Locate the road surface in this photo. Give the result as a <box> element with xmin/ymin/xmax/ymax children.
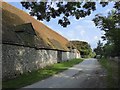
<box><xmin>23</xmin><ymin>58</ymin><xmax>107</xmax><ymax>88</ymax></box>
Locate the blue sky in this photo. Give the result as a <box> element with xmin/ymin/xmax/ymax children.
<box><xmin>3</xmin><ymin>1</ymin><xmax>114</xmax><ymax>49</ymax></box>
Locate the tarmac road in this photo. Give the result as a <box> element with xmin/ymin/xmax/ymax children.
<box><xmin>23</xmin><ymin>58</ymin><xmax>107</xmax><ymax>88</ymax></box>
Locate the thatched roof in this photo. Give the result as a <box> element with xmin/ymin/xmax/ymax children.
<box><xmin>14</xmin><ymin>23</ymin><xmax>36</xmax><ymax>35</ymax></box>
<box><xmin>2</xmin><ymin>2</ymin><xmax>76</xmax><ymax>51</ymax></box>
<box><xmin>2</xmin><ymin>26</ymin><xmax>23</xmax><ymax>45</ymax></box>
<box><xmin>2</xmin><ymin>23</ymin><xmax>50</xmax><ymax>49</ymax></box>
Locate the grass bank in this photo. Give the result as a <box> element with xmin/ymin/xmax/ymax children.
<box><xmin>3</xmin><ymin>58</ymin><xmax>83</xmax><ymax>89</ymax></box>
<box><xmin>99</xmin><ymin>58</ymin><xmax>119</xmax><ymax>88</ymax></box>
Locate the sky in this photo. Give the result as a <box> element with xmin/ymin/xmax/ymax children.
<box><xmin>3</xmin><ymin>0</ymin><xmax>114</xmax><ymax>49</ymax></box>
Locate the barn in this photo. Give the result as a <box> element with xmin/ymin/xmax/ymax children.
<box><xmin>2</xmin><ymin>2</ymin><xmax>81</xmax><ymax>80</ymax></box>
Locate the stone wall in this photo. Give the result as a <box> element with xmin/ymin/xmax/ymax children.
<box><xmin>2</xmin><ymin>44</ymin><xmax>80</xmax><ymax>81</ymax></box>
<box><xmin>62</xmin><ymin>52</ymin><xmax>70</xmax><ymax>61</ymax></box>
<box><xmin>2</xmin><ymin>44</ymin><xmax>58</xmax><ymax>80</ymax></box>
<box><xmin>61</xmin><ymin>51</ymin><xmax>79</xmax><ymax>61</ymax></box>
<box><xmin>74</xmin><ymin>49</ymin><xmax>81</xmax><ymax>58</ymax></box>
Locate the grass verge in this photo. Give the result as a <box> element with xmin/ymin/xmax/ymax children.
<box><xmin>2</xmin><ymin>58</ymin><xmax>83</xmax><ymax>89</ymax></box>
<box><xmin>99</xmin><ymin>58</ymin><xmax>119</xmax><ymax>88</ymax></box>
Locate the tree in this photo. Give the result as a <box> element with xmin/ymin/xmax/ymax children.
<box><xmin>70</xmin><ymin>41</ymin><xmax>93</xmax><ymax>58</ymax></box>
<box><xmin>94</xmin><ymin>40</ymin><xmax>103</xmax><ymax>58</ymax></box>
<box><xmin>102</xmin><ymin>43</ymin><xmax>114</xmax><ymax>57</ymax></box>
<box><xmin>20</xmin><ymin>1</ymin><xmax>110</xmax><ymax>27</ymax></box>
<box><xmin>93</xmin><ymin>1</ymin><xmax>120</xmax><ymax>56</ymax></box>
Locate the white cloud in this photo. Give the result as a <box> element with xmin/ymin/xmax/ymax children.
<box><xmin>75</xmin><ymin>25</ymin><xmax>83</xmax><ymax>30</ymax></box>
<box><xmin>83</xmin><ymin>20</ymin><xmax>95</xmax><ymax>27</ymax></box>
<box><xmin>75</xmin><ymin>25</ymin><xmax>86</xmax><ymax>36</ymax></box>
<box><xmin>94</xmin><ymin>36</ymin><xmax>99</xmax><ymax>40</ymax></box>
<box><xmin>80</xmin><ymin>30</ymin><xmax>85</xmax><ymax>36</ymax></box>
<box><xmin>58</xmin><ymin>25</ymin><xmax>87</xmax><ymax>41</ymax></box>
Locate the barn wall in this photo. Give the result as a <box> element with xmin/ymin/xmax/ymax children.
<box><xmin>2</xmin><ymin>44</ymin><xmax>81</xmax><ymax>81</ymax></box>
<box><xmin>74</xmin><ymin>49</ymin><xmax>81</xmax><ymax>58</ymax></box>
<box><xmin>2</xmin><ymin>44</ymin><xmax>58</xmax><ymax>81</ymax></box>
<box><xmin>61</xmin><ymin>52</ymin><xmax>69</xmax><ymax>61</ymax></box>
<box><xmin>61</xmin><ymin>51</ymin><xmax>80</xmax><ymax>61</ymax></box>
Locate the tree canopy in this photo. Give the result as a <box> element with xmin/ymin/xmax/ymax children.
<box><xmin>93</xmin><ymin>1</ymin><xmax>120</xmax><ymax>57</ymax></box>
<box><xmin>20</xmin><ymin>1</ymin><xmax>111</xmax><ymax>27</ymax></box>
<box><xmin>70</xmin><ymin>41</ymin><xmax>95</xmax><ymax>58</ymax></box>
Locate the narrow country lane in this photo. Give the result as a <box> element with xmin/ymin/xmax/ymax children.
<box><xmin>23</xmin><ymin>58</ymin><xmax>107</xmax><ymax>88</ymax></box>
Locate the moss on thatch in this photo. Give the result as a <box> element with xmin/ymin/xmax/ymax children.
<box><xmin>2</xmin><ymin>23</ymin><xmax>49</xmax><ymax>49</ymax></box>
<box><xmin>15</xmin><ymin>23</ymin><xmax>36</xmax><ymax>35</ymax></box>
